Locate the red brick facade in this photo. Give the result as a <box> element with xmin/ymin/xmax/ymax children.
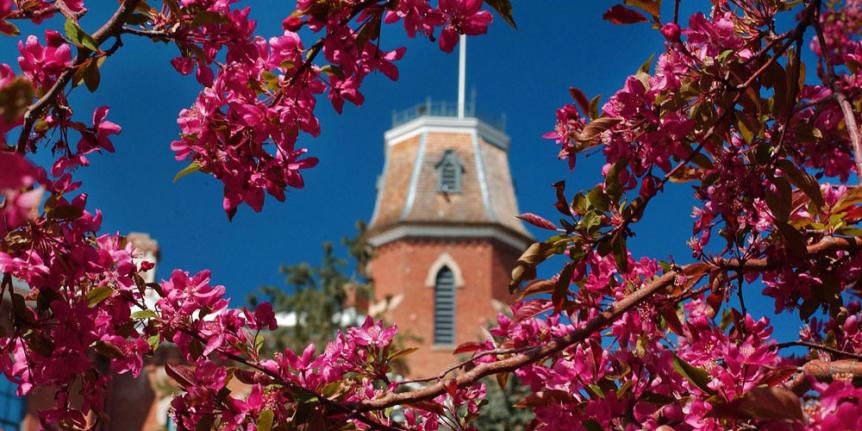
<box><xmin>369</xmin><ymin>238</ymin><xmax>522</xmax><ymax>377</ymax></box>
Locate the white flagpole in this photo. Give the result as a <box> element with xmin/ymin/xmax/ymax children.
<box><xmin>457</xmin><ymin>35</ymin><xmax>466</xmax><ymax>119</ymax></box>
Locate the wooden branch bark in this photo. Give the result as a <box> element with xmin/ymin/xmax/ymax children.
<box><xmin>787</xmin><ymin>359</ymin><xmax>862</xmax><ymax>394</ymax></box>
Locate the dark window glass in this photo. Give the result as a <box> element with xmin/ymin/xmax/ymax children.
<box><xmin>434</xmin><ymin>267</ymin><xmax>456</xmax><ymax>345</ymax></box>
<box><xmin>436</xmin><ymin>150</ymin><xmax>462</xmax><ymax>193</ymax></box>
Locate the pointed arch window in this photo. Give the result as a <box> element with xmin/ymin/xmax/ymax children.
<box><xmin>436</xmin><ymin>150</ymin><xmax>464</xmax><ymax>193</ymax></box>
<box><xmin>433</xmin><ymin>266</ymin><xmax>456</xmax><ymax>345</ymax></box>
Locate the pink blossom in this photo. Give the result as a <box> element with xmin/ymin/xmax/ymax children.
<box><xmin>438</xmin><ymin>0</ymin><xmax>493</xmax><ymax>52</ymax></box>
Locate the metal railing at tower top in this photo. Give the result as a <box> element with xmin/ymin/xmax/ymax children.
<box><xmin>390</xmin><ymin>97</ymin><xmax>507</xmax><ymax>131</ymax></box>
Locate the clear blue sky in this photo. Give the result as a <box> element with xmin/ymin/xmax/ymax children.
<box><xmin>3</xmin><ymin>2</ymin><xmax>802</xmax><ymax>340</ymax></box>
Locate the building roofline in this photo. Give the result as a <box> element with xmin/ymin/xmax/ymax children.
<box><xmin>384</xmin><ymin>116</ymin><xmax>510</xmax><ymax>150</ymax></box>
<box><xmin>367</xmin><ymin>221</ymin><xmax>533</xmax><ymax>251</ymax></box>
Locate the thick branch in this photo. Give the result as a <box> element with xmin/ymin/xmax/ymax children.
<box><xmin>15</xmin><ymin>0</ymin><xmax>142</xmax><ymax>153</ymax></box>
<box><xmin>355</xmin><ymin>236</ymin><xmax>862</xmax><ymax>411</ymax></box>
<box><xmin>787</xmin><ymin>359</ymin><xmax>862</xmax><ymax>393</ymax></box>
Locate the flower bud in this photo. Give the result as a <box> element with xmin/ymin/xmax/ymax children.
<box><xmin>661</xmin><ymin>22</ymin><xmax>681</xmax><ymax>42</ymax></box>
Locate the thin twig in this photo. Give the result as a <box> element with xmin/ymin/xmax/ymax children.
<box><xmin>776</xmin><ymin>340</ymin><xmax>862</xmax><ymax>361</ymax></box>
<box><xmin>396</xmin><ymin>346</ymin><xmax>534</xmax><ymax>386</ymax></box>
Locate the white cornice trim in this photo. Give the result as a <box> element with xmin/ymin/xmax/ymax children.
<box><xmin>368</xmin><ymin>224</ymin><xmax>530</xmax><ymax>251</ymax></box>
<box><xmin>471</xmin><ymin>129</ymin><xmax>496</xmax><ymax>222</ymax></box>
<box><xmin>400</xmin><ymin>131</ymin><xmax>427</xmax><ymax>220</ymax></box>
<box><xmin>385</xmin><ymin>116</ymin><xmax>510</xmax><ymax>150</ymax></box>
<box><xmin>368</xmin><ymin>142</ymin><xmax>391</xmax><ymax>226</ymax></box>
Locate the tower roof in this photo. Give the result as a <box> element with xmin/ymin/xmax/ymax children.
<box><xmin>368</xmin><ymin>108</ymin><xmax>532</xmax><ymax>251</ymax></box>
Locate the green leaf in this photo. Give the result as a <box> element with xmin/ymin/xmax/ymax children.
<box><xmin>319</xmin><ymin>64</ymin><xmax>345</xmax><ymax>80</ymax></box>
<box><xmin>583</xmin><ymin>420</ymin><xmax>604</xmax><ymax>431</ymax></box>
<box><xmin>83</xmin><ymin>60</ymin><xmax>100</xmax><ymax>92</ymax></box>
<box><xmin>624</xmin><ymin>0</ymin><xmax>661</xmax><ymax>19</ymax></box>
<box><xmin>638</xmin><ymin>53</ymin><xmax>656</xmax><ymax>75</ymax></box>
<box><xmin>147</xmin><ymin>335</ymin><xmax>161</xmax><ymax>351</ymax></box>
<box><xmin>612</xmin><ymin>232</ymin><xmax>628</xmax><ymax>272</ymax></box>
<box><xmin>191</xmin><ymin>10</ymin><xmax>229</xmax><ymax>27</ymax></box>
<box><xmin>389</xmin><ymin>347</ymin><xmax>418</xmax><ymax>360</ymax></box>
<box><xmin>483</xmin><ymin>0</ymin><xmax>516</xmax><ymax>28</ymax></box>
<box><xmin>256</xmin><ymin>409</ymin><xmax>274</xmax><ymax>431</ymax></box>
<box><xmin>672</xmin><ymin>355</ymin><xmax>714</xmax><ymax>394</ymax></box>
<box><xmin>777</xmin><ymin>159</ymin><xmax>824</xmax><ymax>208</ymax></box>
<box><xmin>587</xmin><ymin>186</ymin><xmax>610</xmax><ymax>212</ymax></box>
<box><xmin>64</xmin><ymin>18</ymin><xmax>99</xmax><ymax>51</ymax></box>
<box><xmin>131</xmin><ymin>309</ymin><xmax>157</xmax><ymax>319</ymax></box>
<box><xmin>173</xmin><ymin>161</ymin><xmax>201</xmax><ymax>182</ymax></box>
<box><xmin>0</xmin><ymin>78</ymin><xmax>34</xmax><ymax>124</ymax></box>
<box><xmin>589</xmin><ymin>95</ymin><xmax>601</xmax><ymax>120</ymax></box>
<box><xmin>47</xmin><ymin>204</ymin><xmax>84</xmax><ymax>221</ymax></box>
<box><xmin>86</xmin><ymin>286</ymin><xmax>114</xmax><ymax>307</ymax></box>
<box><xmin>717</xmin><ymin>49</ymin><xmax>734</xmax><ymax>63</ymax></box>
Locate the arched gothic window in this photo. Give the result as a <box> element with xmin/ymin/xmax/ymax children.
<box><xmin>433</xmin><ymin>266</ymin><xmax>456</xmax><ymax>345</ymax></box>
<box><xmin>436</xmin><ymin>150</ymin><xmax>463</xmax><ymax>193</ymax></box>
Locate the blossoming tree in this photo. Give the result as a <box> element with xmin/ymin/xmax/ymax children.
<box><xmin>2</xmin><ymin>0</ymin><xmax>862</xmax><ymax>429</ymax></box>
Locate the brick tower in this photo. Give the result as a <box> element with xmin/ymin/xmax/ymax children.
<box><xmin>366</xmin><ymin>98</ymin><xmax>532</xmax><ymax>377</ymax></box>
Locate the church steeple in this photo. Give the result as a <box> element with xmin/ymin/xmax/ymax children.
<box><xmin>367</xmin><ymin>109</ymin><xmax>531</xmax><ymax>249</ymax></box>
<box><xmin>366</xmin><ymin>42</ymin><xmax>531</xmax><ymax>377</ymax></box>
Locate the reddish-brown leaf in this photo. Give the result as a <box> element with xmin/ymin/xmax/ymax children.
<box><xmin>660</xmin><ymin>307</ymin><xmax>685</xmax><ymax>336</ymax></box>
<box><xmin>165</xmin><ymin>363</ymin><xmax>195</xmax><ymax>388</ymax></box>
<box><xmin>603</xmin><ymin>5</ymin><xmax>648</xmax><ymax>24</ymax></box>
<box><xmin>553</xmin><ymin>181</ymin><xmax>572</xmax><ymax>216</ymax></box>
<box><xmin>517</xmin><ymin>213</ymin><xmax>558</xmax><ymax>231</ymax></box>
<box><xmin>737</xmin><ymin>386</ymin><xmax>805</xmax><ymax>422</ymax></box>
<box><xmin>513</xmin><ymin>299</ymin><xmax>551</xmax><ymax>323</ymax></box>
<box><xmin>516</xmin><ymin>279</ymin><xmax>555</xmax><ymax>301</ymax></box>
<box><xmin>453</xmin><ymin>341</ymin><xmax>484</xmax><ymax>355</ymax></box>
<box><xmin>569</xmin><ymin>87</ymin><xmax>592</xmax><ymax>115</ymax></box>
<box><xmin>552</xmin><ymin>263</ymin><xmax>576</xmax><ymax>313</ymax></box>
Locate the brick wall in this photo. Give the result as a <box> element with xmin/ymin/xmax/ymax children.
<box><xmin>369</xmin><ymin>237</ymin><xmax>520</xmax><ymax>378</ymax></box>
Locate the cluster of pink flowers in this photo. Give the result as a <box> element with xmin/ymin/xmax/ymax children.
<box><xmin>0</xmin><ymin>0</ymin><xmax>500</xmax><ymax>427</ymax></box>
<box><xmin>526</xmin><ymin>1</ymin><xmax>862</xmax><ymax>429</ymax></box>
<box><xmin>154</xmin><ymin>0</ymin><xmax>493</xmax><ymax>218</ymax></box>
<box><xmin>4</xmin><ymin>0</ymin><xmax>862</xmax><ymax>429</ymax></box>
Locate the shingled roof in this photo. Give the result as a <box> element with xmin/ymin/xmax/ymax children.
<box><xmin>368</xmin><ymin>115</ymin><xmax>532</xmax><ymax>250</ymax></box>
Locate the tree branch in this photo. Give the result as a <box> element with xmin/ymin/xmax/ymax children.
<box><xmin>812</xmin><ymin>2</ymin><xmax>862</xmax><ymax>184</ymax></box>
<box><xmin>355</xmin><ymin>236</ymin><xmax>862</xmax><ymax>411</ymax></box>
<box><xmin>15</xmin><ymin>0</ymin><xmax>143</xmax><ymax>153</ymax></box>
<box><xmin>776</xmin><ymin>340</ymin><xmax>862</xmax><ymax>361</ymax></box>
<box><xmin>787</xmin><ymin>359</ymin><xmax>862</xmax><ymax>393</ymax></box>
